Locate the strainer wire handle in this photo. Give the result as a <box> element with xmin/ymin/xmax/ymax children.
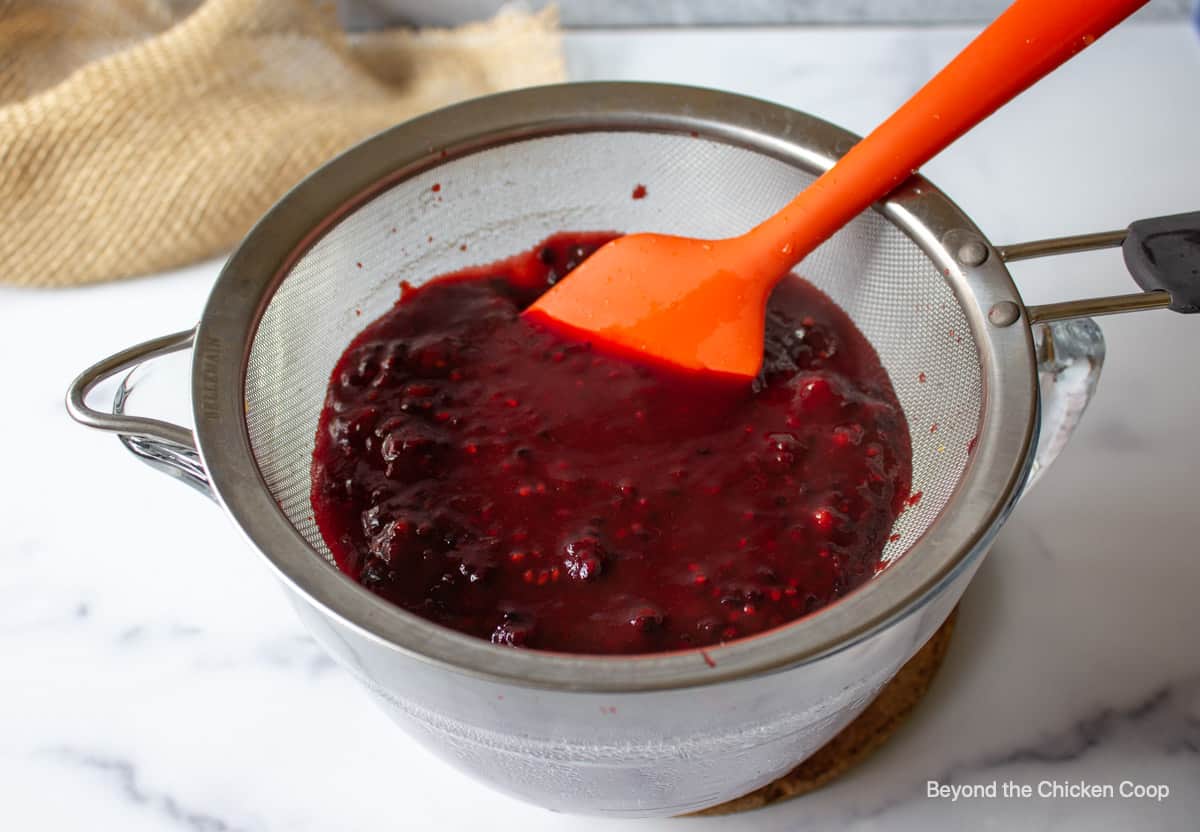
<box><xmin>66</xmin><ymin>328</ymin><xmax>213</xmax><ymax>497</ymax></box>
<box><xmin>999</xmin><ymin>211</ymin><xmax>1200</xmax><ymax>322</ymax></box>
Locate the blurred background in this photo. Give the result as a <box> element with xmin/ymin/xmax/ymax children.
<box><xmin>347</xmin><ymin>0</ymin><xmax>1194</xmax><ymax>27</ymax></box>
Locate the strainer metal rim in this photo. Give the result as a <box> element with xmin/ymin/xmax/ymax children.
<box><xmin>193</xmin><ymin>82</ymin><xmax>1036</xmax><ymax>691</ymax></box>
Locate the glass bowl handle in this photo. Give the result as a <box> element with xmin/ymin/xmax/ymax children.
<box><xmin>1024</xmin><ymin>317</ymin><xmax>1105</xmax><ymax>492</ymax></box>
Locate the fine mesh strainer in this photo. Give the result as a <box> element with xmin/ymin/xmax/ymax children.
<box><xmin>67</xmin><ymin>84</ymin><xmax>1197</xmax><ymax>816</ymax></box>
<box><xmin>250</xmin><ymin>131</ymin><xmax>984</xmax><ymax>573</ymax></box>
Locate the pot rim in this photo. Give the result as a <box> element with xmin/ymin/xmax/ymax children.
<box><xmin>192</xmin><ymin>82</ymin><xmax>1037</xmax><ymax>692</ymax></box>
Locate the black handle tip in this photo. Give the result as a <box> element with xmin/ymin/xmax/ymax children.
<box><xmin>1123</xmin><ymin>211</ymin><xmax>1200</xmax><ymax>314</ymax></box>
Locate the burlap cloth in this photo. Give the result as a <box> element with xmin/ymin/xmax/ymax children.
<box><xmin>0</xmin><ymin>0</ymin><xmax>563</xmax><ymax>287</ymax></box>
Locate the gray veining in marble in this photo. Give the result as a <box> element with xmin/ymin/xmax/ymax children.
<box><xmin>47</xmin><ymin>749</ymin><xmax>249</xmax><ymax>832</ymax></box>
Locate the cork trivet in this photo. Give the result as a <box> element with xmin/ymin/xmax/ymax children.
<box><xmin>692</xmin><ymin>606</ymin><xmax>959</xmax><ymax>816</ymax></box>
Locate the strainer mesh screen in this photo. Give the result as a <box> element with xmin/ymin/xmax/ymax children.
<box><xmin>245</xmin><ymin>132</ymin><xmax>981</xmax><ymax>571</ymax></box>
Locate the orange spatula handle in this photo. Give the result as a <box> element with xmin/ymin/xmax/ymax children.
<box><xmin>742</xmin><ymin>0</ymin><xmax>1149</xmax><ymax>275</ymax></box>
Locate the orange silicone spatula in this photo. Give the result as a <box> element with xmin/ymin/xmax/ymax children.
<box><xmin>526</xmin><ymin>0</ymin><xmax>1149</xmax><ymax>378</ymax></box>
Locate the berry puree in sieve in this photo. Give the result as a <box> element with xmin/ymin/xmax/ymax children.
<box><xmin>311</xmin><ymin>232</ymin><xmax>912</xmax><ymax>655</ymax></box>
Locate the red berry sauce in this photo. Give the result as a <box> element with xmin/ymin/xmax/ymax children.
<box><xmin>311</xmin><ymin>232</ymin><xmax>912</xmax><ymax>654</ymax></box>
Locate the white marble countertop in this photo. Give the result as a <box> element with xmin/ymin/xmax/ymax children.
<box><xmin>3</xmin><ymin>20</ymin><xmax>1199</xmax><ymax>832</ymax></box>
